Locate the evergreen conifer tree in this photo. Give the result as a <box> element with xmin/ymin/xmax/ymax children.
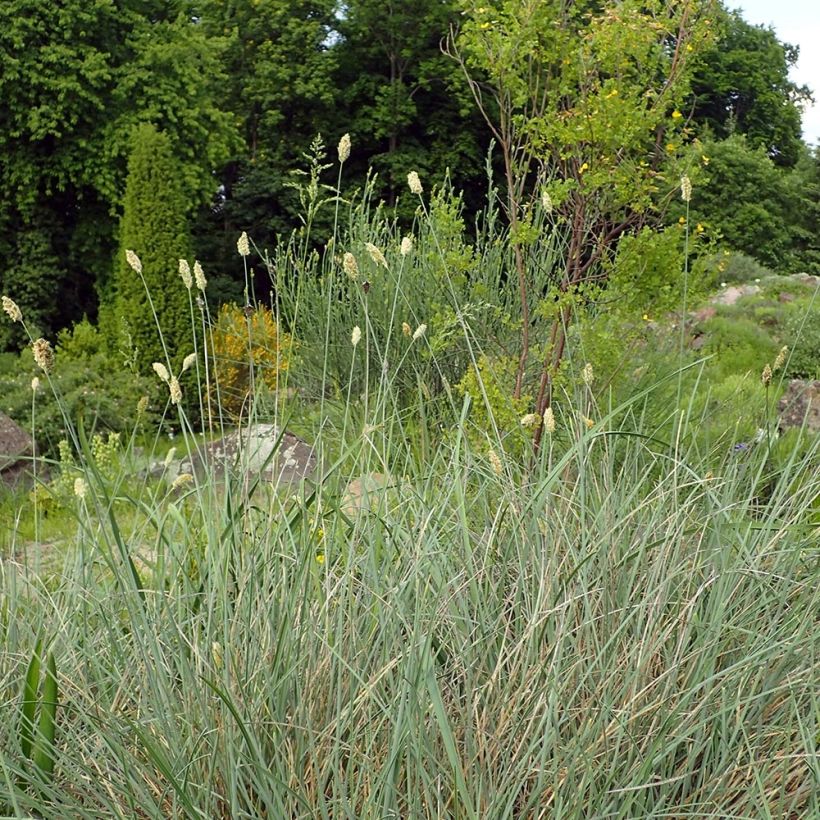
<box><xmin>106</xmin><ymin>124</ymin><xmax>193</xmax><ymax>375</ymax></box>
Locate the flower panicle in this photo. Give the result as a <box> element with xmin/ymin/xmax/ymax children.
<box><xmin>2</xmin><ymin>296</ymin><xmax>22</xmax><ymax>323</ymax></box>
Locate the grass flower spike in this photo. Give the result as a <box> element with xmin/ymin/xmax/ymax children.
<box><xmin>400</xmin><ymin>235</ymin><xmax>413</xmax><ymax>256</ymax></box>
<box><xmin>125</xmin><ymin>249</ymin><xmax>142</xmax><ymax>274</ymax></box>
<box><xmin>412</xmin><ymin>323</ymin><xmax>427</xmax><ymax>341</ymax></box>
<box><xmin>152</xmin><ymin>362</ymin><xmax>170</xmax><ymax>383</ymax></box>
<box><xmin>761</xmin><ymin>363</ymin><xmax>772</xmax><ymax>386</ymax></box>
<box><xmin>32</xmin><ymin>339</ymin><xmax>54</xmax><ymax>373</ymax></box>
<box><xmin>351</xmin><ymin>325</ymin><xmax>362</xmax><ymax>347</ymax></box>
<box><xmin>543</xmin><ymin>406</ymin><xmax>556</xmax><ymax>433</ymax></box>
<box><xmin>237</xmin><ymin>232</ymin><xmax>250</xmax><ymax>257</ymax></box>
<box><xmin>582</xmin><ymin>362</ymin><xmax>594</xmax><ymax>386</ymax></box>
<box><xmin>179</xmin><ymin>259</ymin><xmax>192</xmax><ymax>289</ymax></box>
<box><xmin>338</xmin><ymin>133</ymin><xmax>351</xmax><ymax>163</ymax></box>
<box><xmin>182</xmin><ymin>352</ymin><xmax>197</xmax><ymax>372</ymax></box>
<box><xmin>343</xmin><ymin>252</ymin><xmax>359</xmax><ymax>280</ymax></box>
<box><xmin>680</xmin><ymin>175</ymin><xmax>692</xmax><ymax>203</ymax></box>
<box><xmin>31</xmin><ymin>376</ymin><xmax>40</xmax><ymax>392</ymax></box>
<box><xmin>193</xmin><ymin>261</ymin><xmax>207</xmax><ymax>291</ymax></box>
<box><xmin>2</xmin><ymin>295</ymin><xmax>22</xmax><ymax>323</ymax></box>
<box><xmin>74</xmin><ymin>477</ymin><xmax>88</xmax><ymax>499</ymax></box>
<box><xmin>169</xmin><ymin>376</ymin><xmax>182</xmax><ymax>405</ymax></box>
<box><xmin>520</xmin><ymin>413</ymin><xmax>540</xmax><ymax>428</ymax></box>
<box><xmin>407</xmin><ymin>171</ymin><xmax>423</xmax><ymax>195</ymax></box>
<box><xmin>773</xmin><ymin>345</ymin><xmax>788</xmax><ymax>371</ymax></box>
<box><xmin>402</xmin><ymin>322</ymin><xmax>411</xmax><ymax>336</ymax></box>
<box><xmin>365</xmin><ymin>242</ymin><xmax>387</xmax><ymax>268</ymax></box>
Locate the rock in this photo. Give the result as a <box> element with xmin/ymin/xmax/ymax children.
<box><xmin>790</xmin><ymin>273</ymin><xmax>820</xmax><ymax>288</ymax></box>
<box><xmin>778</xmin><ymin>380</ymin><xmax>820</xmax><ymax>434</ymax></box>
<box><xmin>0</xmin><ymin>411</ymin><xmax>35</xmax><ymax>489</ymax></box>
<box><xmin>779</xmin><ymin>291</ymin><xmax>796</xmax><ymax>303</ymax></box>
<box><xmin>188</xmin><ymin>424</ymin><xmax>317</xmax><ymax>486</ymax></box>
<box><xmin>692</xmin><ymin>306</ymin><xmax>716</xmax><ymax>322</ymax></box>
<box><xmin>341</xmin><ymin>472</ymin><xmax>410</xmax><ymax>516</ymax></box>
<box><xmin>710</xmin><ymin>284</ymin><xmax>761</xmax><ymax>306</ymax></box>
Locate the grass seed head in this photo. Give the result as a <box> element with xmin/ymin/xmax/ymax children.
<box><xmin>412</xmin><ymin>323</ymin><xmax>427</xmax><ymax>341</ymax></box>
<box><xmin>2</xmin><ymin>295</ymin><xmax>22</xmax><ymax>323</ymax></box>
<box><xmin>343</xmin><ymin>252</ymin><xmax>359</xmax><ymax>280</ymax></box>
<box><xmin>351</xmin><ymin>325</ymin><xmax>362</xmax><ymax>347</ymax></box>
<box><xmin>365</xmin><ymin>242</ymin><xmax>387</xmax><ymax>268</ymax></box>
<box><xmin>400</xmin><ymin>235</ymin><xmax>414</xmax><ymax>256</ymax></box>
<box><xmin>237</xmin><ymin>232</ymin><xmax>250</xmax><ymax>257</ymax></box>
<box><xmin>520</xmin><ymin>413</ymin><xmax>540</xmax><ymax>428</ymax></box>
<box><xmin>193</xmin><ymin>260</ymin><xmax>207</xmax><ymax>292</ymax></box>
<box><xmin>761</xmin><ymin>363</ymin><xmax>772</xmax><ymax>386</ymax></box>
<box><xmin>32</xmin><ymin>338</ymin><xmax>54</xmax><ymax>373</ymax></box>
<box><xmin>773</xmin><ymin>345</ymin><xmax>788</xmax><ymax>372</ymax></box>
<box><xmin>680</xmin><ymin>175</ymin><xmax>692</xmax><ymax>203</ymax></box>
<box><xmin>152</xmin><ymin>362</ymin><xmax>170</xmax><ymax>383</ymax></box>
<box><xmin>169</xmin><ymin>376</ymin><xmax>182</xmax><ymax>405</ymax></box>
<box><xmin>338</xmin><ymin>133</ymin><xmax>351</xmax><ymax>163</ymax></box>
<box><xmin>125</xmin><ymin>249</ymin><xmax>142</xmax><ymax>274</ymax></box>
<box><xmin>179</xmin><ymin>259</ymin><xmax>192</xmax><ymax>289</ymax></box>
<box><xmin>543</xmin><ymin>406</ymin><xmax>556</xmax><ymax>433</ymax></box>
<box><xmin>407</xmin><ymin>171</ymin><xmax>423</xmax><ymax>195</ymax></box>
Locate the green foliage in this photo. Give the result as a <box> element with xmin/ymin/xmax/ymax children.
<box><xmin>690</xmin><ymin>7</ymin><xmax>810</xmax><ymax>167</ymax></box>
<box><xmin>104</xmin><ymin>124</ymin><xmax>193</xmax><ymax>375</ymax></box>
<box><xmin>784</xmin><ymin>309</ymin><xmax>820</xmax><ymax>380</ymax></box>
<box><xmin>684</xmin><ymin>135</ymin><xmax>796</xmax><ymax>270</ymax></box>
<box><xmin>0</xmin><ymin>0</ymin><xmax>237</xmax><ymax>351</ymax></box>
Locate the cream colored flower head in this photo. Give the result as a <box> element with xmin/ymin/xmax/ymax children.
<box><xmin>343</xmin><ymin>252</ymin><xmax>359</xmax><ymax>280</ymax></box>
<box><xmin>402</xmin><ymin>321</ymin><xmax>412</xmax><ymax>336</ymax></box>
<box><xmin>74</xmin><ymin>477</ymin><xmax>88</xmax><ymax>499</ymax></box>
<box><xmin>400</xmin><ymin>235</ymin><xmax>414</xmax><ymax>256</ymax></box>
<box><xmin>351</xmin><ymin>325</ymin><xmax>362</xmax><ymax>347</ymax></box>
<box><xmin>761</xmin><ymin>363</ymin><xmax>772</xmax><ymax>387</ymax></box>
<box><xmin>193</xmin><ymin>260</ymin><xmax>207</xmax><ymax>291</ymax></box>
<box><xmin>31</xmin><ymin>376</ymin><xmax>40</xmax><ymax>392</ymax></box>
<box><xmin>237</xmin><ymin>231</ymin><xmax>250</xmax><ymax>257</ymax></box>
<box><xmin>182</xmin><ymin>352</ymin><xmax>197</xmax><ymax>373</ymax></box>
<box><xmin>338</xmin><ymin>133</ymin><xmax>351</xmax><ymax>163</ymax></box>
<box><xmin>2</xmin><ymin>296</ymin><xmax>22</xmax><ymax>323</ymax></box>
<box><xmin>680</xmin><ymin>175</ymin><xmax>692</xmax><ymax>203</ymax></box>
<box><xmin>773</xmin><ymin>345</ymin><xmax>788</xmax><ymax>372</ymax></box>
<box><xmin>125</xmin><ymin>249</ymin><xmax>142</xmax><ymax>274</ymax></box>
<box><xmin>407</xmin><ymin>171</ymin><xmax>423</xmax><ymax>195</ymax></box>
<box><xmin>178</xmin><ymin>259</ymin><xmax>192</xmax><ymax>289</ymax></box>
<box><xmin>32</xmin><ymin>339</ymin><xmax>54</xmax><ymax>373</ymax></box>
<box><xmin>541</xmin><ymin>190</ymin><xmax>553</xmax><ymax>213</ymax></box>
<box><xmin>365</xmin><ymin>242</ymin><xmax>387</xmax><ymax>268</ymax></box>
<box><xmin>488</xmin><ymin>448</ymin><xmax>503</xmax><ymax>476</ymax></box>
<box><xmin>152</xmin><ymin>362</ymin><xmax>170</xmax><ymax>383</ymax></box>
<box><xmin>582</xmin><ymin>415</ymin><xmax>595</xmax><ymax>430</ymax></box>
<box><xmin>169</xmin><ymin>376</ymin><xmax>182</xmax><ymax>405</ymax></box>
<box><xmin>172</xmin><ymin>473</ymin><xmax>194</xmax><ymax>491</ymax></box>
<box><xmin>136</xmin><ymin>395</ymin><xmax>149</xmax><ymax>415</ymax></box>
<box><xmin>520</xmin><ymin>413</ymin><xmax>540</xmax><ymax>428</ymax></box>
<box><xmin>543</xmin><ymin>406</ymin><xmax>556</xmax><ymax>434</ymax></box>
<box><xmin>581</xmin><ymin>362</ymin><xmax>594</xmax><ymax>386</ymax></box>
<box><xmin>412</xmin><ymin>323</ymin><xmax>427</xmax><ymax>341</ymax></box>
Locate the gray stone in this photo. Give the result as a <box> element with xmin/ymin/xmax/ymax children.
<box><xmin>0</xmin><ymin>411</ymin><xmax>34</xmax><ymax>488</ymax></box>
<box><xmin>778</xmin><ymin>380</ymin><xmax>820</xmax><ymax>433</ymax></box>
<box><xmin>188</xmin><ymin>424</ymin><xmax>317</xmax><ymax>486</ymax></box>
<box><xmin>710</xmin><ymin>284</ymin><xmax>761</xmax><ymax>306</ymax></box>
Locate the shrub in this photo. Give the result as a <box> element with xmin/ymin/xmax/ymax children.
<box><xmin>209</xmin><ymin>302</ymin><xmax>294</xmax><ymax>420</ymax></box>
<box><xmin>784</xmin><ymin>308</ymin><xmax>820</xmax><ymax>379</ymax></box>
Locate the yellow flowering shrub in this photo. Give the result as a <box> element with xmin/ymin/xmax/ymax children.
<box><xmin>209</xmin><ymin>303</ymin><xmax>294</xmax><ymax>419</ymax></box>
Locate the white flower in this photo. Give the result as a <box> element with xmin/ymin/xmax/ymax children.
<box><xmin>125</xmin><ymin>249</ymin><xmax>142</xmax><ymax>274</ymax></box>
<box><xmin>152</xmin><ymin>362</ymin><xmax>170</xmax><ymax>383</ymax></box>
<box><xmin>412</xmin><ymin>323</ymin><xmax>427</xmax><ymax>341</ymax></box>
<box><xmin>338</xmin><ymin>133</ymin><xmax>351</xmax><ymax>163</ymax></box>
<box><xmin>407</xmin><ymin>171</ymin><xmax>423</xmax><ymax>195</ymax></box>
<box><xmin>351</xmin><ymin>325</ymin><xmax>362</xmax><ymax>347</ymax></box>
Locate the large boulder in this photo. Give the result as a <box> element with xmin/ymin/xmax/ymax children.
<box><xmin>184</xmin><ymin>424</ymin><xmax>317</xmax><ymax>486</ymax></box>
<box><xmin>778</xmin><ymin>380</ymin><xmax>820</xmax><ymax>434</ymax></box>
<box><xmin>0</xmin><ymin>411</ymin><xmax>34</xmax><ymax>488</ymax></box>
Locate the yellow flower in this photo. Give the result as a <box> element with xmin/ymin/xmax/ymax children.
<box><xmin>582</xmin><ymin>416</ymin><xmax>595</xmax><ymax>430</ymax></box>
<box><xmin>696</xmin><ymin>223</ymin><xmax>704</xmax><ymax>234</ymax></box>
<box><xmin>672</xmin><ymin>109</ymin><xmax>683</xmax><ymax>120</ymax></box>
<box><xmin>701</xmin><ymin>155</ymin><xmax>710</xmax><ymax>166</ymax></box>
<box><xmin>666</xmin><ymin>143</ymin><xmax>677</xmax><ymax>153</ymax></box>
<box><xmin>678</xmin><ymin>216</ymin><xmax>686</xmax><ymax>225</ymax></box>
<box><xmin>579</xmin><ymin>162</ymin><xmax>589</xmax><ymax>173</ymax></box>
